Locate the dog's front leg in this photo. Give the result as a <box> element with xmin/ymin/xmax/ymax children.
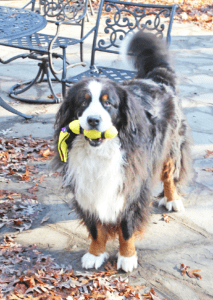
<box><xmin>81</xmin><ymin>224</ymin><xmax>109</xmax><ymax>270</ymax></box>
<box><xmin>117</xmin><ymin>225</ymin><xmax>138</xmax><ymax>272</ymax></box>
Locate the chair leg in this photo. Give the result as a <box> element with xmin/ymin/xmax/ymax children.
<box><xmin>46</xmin><ymin>64</ymin><xmax>62</xmax><ymax>103</ymax></box>
<box><xmin>88</xmin><ymin>0</ymin><xmax>94</xmax><ymax>15</ymax></box>
<box><xmin>80</xmin><ymin>43</ymin><xmax>83</xmax><ymax>63</ymax></box>
<box><xmin>80</xmin><ymin>19</ymin><xmax>85</xmax><ymax>62</ymax></box>
<box><xmin>0</xmin><ymin>96</ymin><xmax>32</xmax><ymax>119</ymax></box>
<box><xmin>61</xmin><ymin>46</ymin><xmax>67</xmax><ymax>99</ymax></box>
<box><xmin>9</xmin><ymin>61</ymin><xmax>63</xmax><ymax>104</ymax></box>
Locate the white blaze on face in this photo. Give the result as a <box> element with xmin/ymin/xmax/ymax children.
<box><xmin>78</xmin><ymin>81</ymin><xmax>112</xmax><ymax>132</ymax></box>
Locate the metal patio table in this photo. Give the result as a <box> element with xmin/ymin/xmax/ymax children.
<box><xmin>0</xmin><ymin>5</ymin><xmax>47</xmax><ymax>119</ymax></box>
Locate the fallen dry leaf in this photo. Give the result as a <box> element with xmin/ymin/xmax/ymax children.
<box><xmin>13</xmin><ymin>219</ymin><xmax>24</xmax><ymax>227</ymax></box>
<box><xmin>21</xmin><ymin>168</ymin><xmax>31</xmax><ymax>181</ymax></box>
<box><xmin>203</xmin><ymin>168</ymin><xmax>213</xmax><ymax>172</ymax></box>
<box><xmin>27</xmin><ymin>185</ymin><xmax>39</xmax><ymax>194</ymax></box>
<box><xmin>56</xmin><ymin>93</ymin><xmax>63</xmax><ymax>98</ymax></box>
<box><xmin>180</xmin><ymin>264</ymin><xmax>190</xmax><ymax>277</ymax></box>
<box><xmin>204</xmin><ymin>150</ymin><xmax>213</xmax><ymax>158</ymax></box>
<box><xmin>180</xmin><ymin>264</ymin><xmax>202</xmax><ymax>280</ymax></box>
<box><xmin>40</xmin><ymin>148</ymin><xmax>54</xmax><ymax>158</ymax></box>
<box><xmin>143</xmin><ymin>288</ymin><xmax>166</xmax><ymax>300</ymax></box>
<box><xmin>187</xmin><ymin>269</ymin><xmax>202</xmax><ymax>279</ymax></box>
<box><xmin>104</xmin><ymin>261</ymin><xmax>118</xmax><ymax>274</ymax></box>
<box><xmin>50</xmin><ymin>172</ymin><xmax>62</xmax><ymax>178</ymax></box>
<box><xmin>163</xmin><ymin>213</ymin><xmax>170</xmax><ymax>223</ymax></box>
<box><xmin>40</xmin><ymin>214</ymin><xmax>50</xmax><ymax>224</ymax></box>
<box><xmin>38</xmin><ymin>173</ymin><xmax>46</xmax><ymax>183</ymax></box>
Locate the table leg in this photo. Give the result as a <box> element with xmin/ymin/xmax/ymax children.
<box><xmin>0</xmin><ymin>96</ymin><xmax>32</xmax><ymax>119</ymax></box>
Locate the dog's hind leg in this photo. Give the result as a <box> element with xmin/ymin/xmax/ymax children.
<box><xmin>81</xmin><ymin>224</ymin><xmax>109</xmax><ymax>270</ymax></box>
<box><xmin>117</xmin><ymin>227</ymin><xmax>138</xmax><ymax>272</ymax></box>
<box><xmin>159</xmin><ymin>158</ymin><xmax>185</xmax><ymax>212</ymax></box>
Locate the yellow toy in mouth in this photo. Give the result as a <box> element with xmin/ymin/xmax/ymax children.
<box><xmin>58</xmin><ymin>120</ymin><xmax>118</xmax><ymax>162</ymax></box>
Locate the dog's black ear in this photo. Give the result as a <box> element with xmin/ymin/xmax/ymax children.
<box><xmin>116</xmin><ymin>86</ymin><xmax>137</xmax><ymax>135</ymax></box>
<box><xmin>114</xmin><ymin>85</ymin><xmax>141</xmax><ymax>150</ymax></box>
<box><xmin>54</xmin><ymin>87</ymin><xmax>77</xmax><ymax>133</ymax></box>
<box><xmin>52</xmin><ymin>85</ymin><xmax>79</xmax><ymax>168</ymax></box>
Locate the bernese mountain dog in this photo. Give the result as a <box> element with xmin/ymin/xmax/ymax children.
<box><xmin>52</xmin><ymin>31</ymin><xmax>192</xmax><ymax>272</ymax></box>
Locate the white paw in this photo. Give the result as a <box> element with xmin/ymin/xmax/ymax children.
<box><xmin>158</xmin><ymin>197</ymin><xmax>185</xmax><ymax>212</ymax></box>
<box><xmin>81</xmin><ymin>252</ymin><xmax>109</xmax><ymax>270</ymax></box>
<box><xmin>117</xmin><ymin>253</ymin><xmax>138</xmax><ymax>272</ymax></box>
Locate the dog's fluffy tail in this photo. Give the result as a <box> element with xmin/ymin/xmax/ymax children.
<box><xmin>125</xmin><ymin>31</ymin><xmax>176</xmax><ymax>89</ymax></box>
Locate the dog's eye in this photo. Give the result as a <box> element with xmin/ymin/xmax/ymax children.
<box><xmin>101</xmin><ymin>94</ymin><xmax>111</xmax><ymax>107</ymax></box>
<box><xmin>81</xmin><ymin>93</ymin><xmax>90</xmax><ymax>107</ymax></box>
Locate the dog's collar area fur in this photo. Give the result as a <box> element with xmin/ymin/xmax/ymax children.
<box><xmin>63</xmin><ymin>135</ymin><xmax>126</xmax><ymax>224</ymax></box>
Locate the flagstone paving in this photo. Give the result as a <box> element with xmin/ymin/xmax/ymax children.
<box><xmin>0</xmin><ymin>2</ymin><xmax>213</xmax><ymax>299</ymax></box>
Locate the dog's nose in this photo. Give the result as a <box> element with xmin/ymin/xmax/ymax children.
<box><xmin>87</xmin><ymin>116</ymin><xmax>101</xmax><ymax>128</ymax></box>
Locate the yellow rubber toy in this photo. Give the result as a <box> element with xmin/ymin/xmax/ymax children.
<box><xmin>58</xmin><ymin>120</ymin><xmax>118</xmax><ymax>162</ymax></box>
<box><xmin>69</xmin><ymin>120</ymin><xmax>118</xmax><ymax>139</ymax></box>
<box><xmin>69</xmin><ymin>120</ymin><xmax>81</xmax><ymax>135</ymax></box>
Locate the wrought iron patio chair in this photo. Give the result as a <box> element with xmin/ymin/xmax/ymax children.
<box><xmin>64</xmin><ymin>0</ymin><xmax>178</xmax><ymax>97</ymax></box>
<box><xmin>0</xmin><ymin>0</ymin><xmax>94</xmax><ymax>104</ymax></box>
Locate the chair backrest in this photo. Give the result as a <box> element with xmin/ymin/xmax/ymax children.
<box><xmin>91</xmin><ymin>0</ymin><xmax>178</xmax><ymax>66</ymax></box>
<box><xmin>22</xmin><ymin>0</ymin><xmax>36</xmax><ymax>11</ymax></box>
<box><xmin>38</xmin><ymin>0</ymin><xmax>89</xmax><ymax>24</ymax></box>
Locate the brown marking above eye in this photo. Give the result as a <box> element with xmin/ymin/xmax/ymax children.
<box><xmin>102</xmin><ymin>94</ymin><xmax>108</xmax><ymax>102</ymax></box>
<box><xmin>85</xmin><ymin>93</ymin><xmax>90</xmax><ymax>100</ymax></box>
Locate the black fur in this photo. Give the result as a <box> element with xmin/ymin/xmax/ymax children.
<box><xmin>128</xmin><ymin>31</ymin><xmax>176</xmax><ymax>89</ymax></box>
<box><xmin>52</xmin><ymin>31</ymin><xmax>192</xmax><ymax>241</ymax></box>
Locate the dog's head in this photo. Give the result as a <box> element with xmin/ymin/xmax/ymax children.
<box><xmin>75</xmin><ymin>79</ymin><xmax>120</xmax><ymax>146</ymax></box>
<box><xmin>54</xmin><ymin>78</ymin><xmax>134</xmax><ymax>149</ymax></box>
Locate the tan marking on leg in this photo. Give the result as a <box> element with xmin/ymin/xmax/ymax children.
<box><xmin>161</xmin><ymin>158</ymin><xmax>179</xmax><ymax>202</ymax></box>
<box><xmin>89</xmin><ymin>225</ymin><xmax>108</xmax><ymax>256</ymax></box>
<box><xmin>118</xmin><ymin>227</ymin><xmax>136</xmax><ymax>257</ymax></box>
<box><xmin>134</xmin><ymin>228</ymin><xmax>145</xmax><ymax>241</ymax></box>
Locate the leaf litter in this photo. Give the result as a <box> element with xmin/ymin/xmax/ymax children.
<box><xmin>0</xmin><ymin>137</ymin><xmax>57</xmax><ymax>233</ymax></box>
<box><xmin>0</xmin><ymin>190</ymin><xmax>39</xmax><ymax>233</ymax></box>
<box><xmin>0</xmin><ymin>236</ymin><xmax>168</xmax><ymax>300</ymax></box>
<box><xmin>0</xmin><ymin>137</ymin><xmax>55</xmax><ymax>183</ymax></box>
<box><xmin>92</xmin><ymin>0</ymin><xmax>213</xmax><ymax>31</ymax></box>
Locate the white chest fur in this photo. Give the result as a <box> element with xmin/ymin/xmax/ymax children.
<box><xmin>63</xmin><ymin>136</ymin><xmax>125</xmax><ymax>223</ymax></box>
